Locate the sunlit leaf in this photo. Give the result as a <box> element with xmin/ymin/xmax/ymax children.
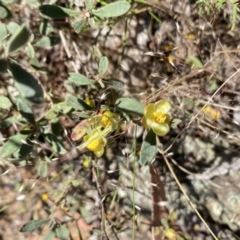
<box><xmin>68</xmin><ymin>72</ymin><xmax>94</xmax><ymax>86</ymax></box>
<box><xmin>44</xmin><ymin>133</ymin><xmax>66</xmax><ymax>154</ymax></box>
<box><xmin>0</xmin><ymin>133</ymin><xmax>29</xmax><ymax>157</ymax></box>
<box><xmin>0</xmin><ymin>3</ymin><xmax>12</xmax><ymax>19</ymax></box>
<box><xmin>55</xmin><ymin>225</ymin><xmax>69</xmax><ymax>240</ymax></box>
<box><xmin>7</xmin><ymin>22</ymin><xmax>20</xmax><ymax>34</ymax></box>
<box><xmin>102</xmin><ymin>78</ymin><xmax>124</xmax><ymax>91</ymax></box>
<box><xmin>98</xmin><ymin>56</ymin><xmax>108</xmax><ymax>76</ymax></box>
<box><xmin>72</xmin><ymin>19</ymin><xmax>86</xmax><ymax>34</ymax></box>
<box><xmin>34</xmin><ymin>36</ymin><xmax>60</xmax><ymax>47</ymax></box>
<box><xmin>139</xmin><ymin>129</ymin><xmax>157</xmax><ymax>166</ymax></box>
<box><xmin>9</xmin><ymin>61</ymin><xmax>44</xmax><ymax>104</ymax></box>
<box><xmin>85</xmin><ymin>0</ymin><xmax>95</xmax><ymax>10</ymax></box>
<box><xmin>91</xmin><ymin>1</ymin><xmax>131</xmax><ymax>18</ymax></box>
<box><xmin>0</xmin><ymin>96</ymin><xmax>12</xmax><ymax>109</ymax></box>
<box><xmin>45</xmin><ymin>102</ymin><xmax>72</xmax><ymax>120</ymax></box>
<box><xmin>37</xmin><ymin>159</ymin><xmax>48</xmax><ymax>177</ymax></box>
<box><xmin>0</xmin><ymin>22</ymin><xmax>7</xmax><ymax>42</ymax></box>
<box><xmin>66</xmin><ymin>95</ymin><xmax>92</xmax><ymax>111</ymax></box>
<box><xmin>39</xmin><ymin>20</ymin><xmax>54</xmax><ymax>36</ymax></box>
<box><xmin>24</xmin><ymin>0</ymin><xmax>40</xmax><ymax>8</ymax></box>
<box><xmin>26</xmin><ymin>43</ymin><xmax>35</xmax><ymax>58</ymax></box>
<box><xmin>7</xmin><ymin>25</ymin><xmax>30</xmax><ymax>54</ymax></box>
<box><xmin>116</xmin><ymin>97</ymin><xmax>144</xmax><ymax>116</ymax></box>
<box><xmin>20</xmin><ymin>219</ymin><xmax>49</xmax><ymax>232</ymax></box>
<box><xmin>39</xmin><ymin>5</ymin><xmax>79</xmax><ymax>19</ymax></box>
<box><xmin>186</xmin><ymin>55</ymin><xmax>203</xmax><ymax>69</ymax></box>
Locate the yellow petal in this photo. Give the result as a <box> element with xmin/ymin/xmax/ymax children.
<box><xmin>142</xmin><ymin>115</ymin><xmax>154</xmax><ymax>128</ymax></box>
<box><xmin>155</xmin><ymin>100</ymin><xmax>171</xmax><ymax>113</ymax></box>
<box><xmin>144</xmin><ymin>103</ymin><xmax>155</xmax><ymax>116</ymax></box>
<box><xmin>94</xmin><ymin>147</ymin><xmax>104</xmax><ymax>157</ymax></box>
<box><xmin>151</xmin><ymin>122</ymin><xmax>170</xmax><ymax>136</ymax></box>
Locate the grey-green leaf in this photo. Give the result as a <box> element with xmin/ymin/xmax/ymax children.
<box><xmin>13</xmin><ymin>137</ymin><xmax>34</xmax><ymax>159</ymax></box>
<box><xmin>34</xmin><ymin>36</ymin><xmax>60</xmax><ymax>48</ymax></box>
<box><xmin>37</xmin><ymin>159</ymin><xmax>48</xmax><ymax>177</ymax></box>
<box><xmin>0</xmin><ymin>96</ymin><xmax>12</xmax><ymax>109</ymax></box>
<box><xmin>39</xmin><ymin>5</ymin><xmax>79</xmax><ymax>19</ymax></box>
<box><xmin>91</xmin><ymin>1</ymin><xmax>130</xmax><ymax>18</ymax></box>
<box><xmin>0</xmin><ymin>22</ymin><xmax>7</xmax><ymax>42</ymax></box>
<box><xmin>102</xmin><ymin>78</ymin><xmax>124</xmax><ymax>91</ymax></box>
<box><xmin>17</xmin><ymin>98</ymin><xmax>35</xmax><ymax>124</ymax></box>
<box><xmin>85</xmin><ymin>0</ymin><xmax>95</xmax><ymax>10</ymax></box>
<box><xmin>55</xmin><ymin>225</ymin><xmax>69</xmax><ymax>240</ymax></box>
<box><xmin>0</xmin><ymin>133</ymin><xmax>28</xmax><ymax>157</ymax></box>
<box><xmin>9</xmin><ymin>61</ymin><xmax>44</xmax><ymax>104</ymax></box>
<box><xmin>24</xmin><ymin>0</ymin><xmax>40</xmax><ymax>8</ymax></box>
<box><xmin>72</xmin><ymin>19</ymin><xmax>86</xmax><ymax>34</ymax></box>
<box><xmin>26</xmin><ymin>43</ymin><xmax>35</xmax><ymax>58</ymax></box>
<box><xmin>98</xmin><ymin>56</ymin><xmax>108</xmax><ymax>76</ymax></box>
<box><xmin>44</xmin><ymin>133</ymin><xmax>66</xmax><ymax>154</ymax></box>
<box><xmin>39</xmin><ymin>20</ymin><xmax>54</xmax><ymax>35</ymax></box>
<box><xmin>139</xmin><ymin>129</ymin><xmax>157</xmax><ymax>166</ymax></box>
<box><xmin>0</xmin><ymin>3</ymin><xmax>12</xmax><ymax>19</ymax></box>
<box><xmin>68</xmin><ymin>73</ymin><xmax>94</xmax><ymax>86</ymax></box>
<box><xmin>7</xmin><ymin>22</ymin><xmax>20</xmax><ymax>34</ymax></box>
<box><xmin>45</xmin><ymin>102</ymin><xmax>72</xmax><ymax>120</ymax></box>
<box><xmin>0</xmin><ymin>58</ymin><xmax>8</xmax><ymax>72</ymax></box>
<box><xmin>20</xmin><ymin>219</ymin><xmax>49</xmax><ymax>232</ymax></box>
<box><xmin>7</xmin><ymin>25</ymin><xmax>30</xmax><ymax>54</ymax></box>
<box><xmin>116</xmin><ymin>97</ymin><xmax>144</xmax><ymax>116</ymax></box>
<box><xmin>66</xmin><ymin>95</ymin><xmax>92</xmax><ymax>110</ymax></box>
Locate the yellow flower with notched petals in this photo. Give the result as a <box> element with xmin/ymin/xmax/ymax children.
<box><xmin>83</xmin><ymin>129</ymin><xmax>107</xmax><ymax>157</ymax></box>
<box><xmin>142</xmin><ymin>100</ymin><xmax>171</xmax><ymax>136</ymax></box>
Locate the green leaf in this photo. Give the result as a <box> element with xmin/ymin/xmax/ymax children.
<box><xmin>34</xmin><ymin>36</ymin><xmax>60</xmax><ymax>48</ymax></box>
<box><xmin>72</xmin><ymin>19</ymin><xmax>86</xmax><ymax>34</ymax></box>
<box><xmin>102</xmin><ymin>78</ymin><xmax>124</xmax><ymax>91</ymax></box>
<box><xmin>91</xmin><ymin>1</ymin><xmax>131</xmax><ymax>18</ymax></box>
<box><xmin>8</xmin><ymin>61</ymin><xmax>44</xmax><ymax>104</ymax></box>
<box><xmin>66</xmin><ymin>95</ymin><xmax>92</xmax><ymax>111</ymax></box>
<box><xmin>55</xmin><ymin>225</ymin><xmax>69</xmax><ymax>240</ymax></box>
<box><xmin>44</xmin><ymin>133</ymin><xmax>66</xmax><ymax>154</ymax></box>
<box><xmin>17</xmin><ymin>98</ymin><xmax>35</xmax><ymax>124</ymax></box>
<box><xmin>0</xmin><ymin>22</ymin><xmax>7</xmax><ymax>42</ymax></box>
<box><xmin>0</xmin><ymin>3</ymin><xmax>12</xmax><ymax>19</ymax></box>
<box><xmin>0</xmin><ymin>133</ymin><xmax>29</xmax><ymax>157</ymax></box>
<box><xmin>88</xmin><ymin>17</ymin><xmax>95</xmax><ymax>27</ymax></box>
<box><xmin>85</xmin><ymin>0</ymin><xmax>95</xmax><ymax>10</ymax></box>
<box><xmin>171</xmin><ymin>118</ymin><xmax>182</xmax><ymax>129</ymax></box>
<box><xmin>68</xmin><ymin>73</ymin><xmax>94</xmax><ymax>86</ymax></box>
<box><xmin>139</xmin><ymin>129</ymin><xmax>157</xmax><ymax>166</ymax></box>
<box><xmin>0</xmin><ymin>58</ymin><xmax>8</xmax><ymax>72</ymax></box>
<box><xmin>7</xmin><ymin>22</ymin><xmax>20</xmax><ymax>34</ymax></box>
<box><xmin>45</xmin><ymin>102</ymin><xmax>72</xmax><ymax>120</ymax></box>
<box><xmin>7</xmin><ymin>25</ymin><xmax>30</xmax><ymax>54</ymax></box>
<box><xmin>98</xmin><ymin>56</ymin><xmax>108</xmax><ymax>76</ymax></box>
<box><xmin>0</xmin><ymin>116</ymin><xmax>17</xmax><ymax>129</ymax></box>
<box><xmin>13</xmin><ymin>136</ymin><xmax>34</xmax><ymax>159</ymax></box>
<box><xmin>39</xmin><ymin>20</ymin><xmax>54</xmax><ymax>35</ymax></box>
<box><xmin>26</xmin><ymin>43</ymin><xmax>35</xmax><ymax>58</ymax></box>
<box><xmin>116</xmin><ymin>97</ymin><xmax>144</xmax><ymax>116</ymax></box>
<box><xmin>0</xmin><ymin>96</ymin><xmax>12</xmax><ymax>109</ymax></box>
<box><xmin>1</xmin><ymin>0</ymin><xmax>15</xmax><ymax>3</ymax></box>
<box><xmin>37</xmin><ymin>159</ymin><xmax>48</xmax><ymax>177</ymax></box>
<box><xmin>44</xmin><ymin>231</ymin><xmax>56</xmax><ymax>240</ymax></box>
<box><xmin>24</xmin><ymin>0</ymin><xmax>40</xmax><ymax>8</ymax></box>
<box><xmin>39</xmin><ymin>5</ymin><xmax>79</xmax><ymax>19</ymax></box>
<box><xmin>186</xmin><ymin>56</ymin><xmax>203</xmax><ymax>69</ymax></box>
<box><xmin>20</xmin><ymin>219</ymin><xmax>49</xmax><ymax>232</ymax></box>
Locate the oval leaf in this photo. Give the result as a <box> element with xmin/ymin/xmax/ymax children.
<box><xmin>17</xmin><ymin>98</ymin><xmax>35</xmax><ymax>124</ymax></box>
<box><xmin>37</xmin><ymin>159</ymin><xmax>48</xmax><ymax>177</ymax></box>
<box><xmin>9</xmin><ymin>61</ymin><xmax>44</xmax><ymax>104</ymax></box>
<box><xmin>34</xmin><ymin>36</ymin><xmax>60</xmax><ymax>48</ymax></box>
<box><xmin>72</xmin><ymin>19</ymin><xmax>86</xmax><ymax>34</ymax></box>
<box><xmin>20</xmin><ymin>219</ymin><xmax>49</xmax><ymax>232</ymax></box>
<box><xmin>0</xmin><ymin>3</ymin><xmax>12</xmax><ymax>19</ymax></box>
<box><xmin>7</xmin><ymin>25</ymin><xmax>30</xmax><ymax>54</ymax></box>
<box><xmin>0</xmin><ymin>96</ymin><xmax>12</xmax><ymax>109</ymax></box>
<box><xmin>0</xmin><ymin>22</ymin><xmax>7</xmax><ymax>42</ymax></box>
<box><xmin>91</xmin><ymin>1</ymin><xmax>130</xmax><ymax>18</ymax></box>
<box><xmin>139</xmin><ymin>129</ymin><xmax>157</xmax><ymax>166</ymax></box>
<box><xmin>116</xmin><ymin>97</ymin><xmax>144</xmax><ymax>116</ymax></box>
<box><xmin>85</xmin><ymin>0</ymin><xmax>95</xmax><ymax>10</ymax></box>
<box><xmin>98</xmin><ymin>56</ymin><xmax>108</xmax><ymax>76</ymax></box>
<box><xmin>66</xmin><ymin>95</ymin><xmax>92</xmax><ymax>111</ymax></box>
<box><xmin>26</xmin><ymin>43</ymin><xmax>35</xmax><ymax>58</ymax></box>
<box><xmin>44</xmin><ymin>133</ymin><xmax>66</xmax><ymax>154</ymax></box>
<box><xmin>7</xmin><ymin>22</ymin><xmax>20</xmax><ymax>34</ymax></box>
<box><xmin>68</xmin><ymin>72</ymin><xmax>94</xmax><ymax>86</ymax></box>
<box><xmin>13</xmin><ymin>137</ymin><xmax>34</xmax><ymax>159</ymax></box>
<box><xmin>39</xmin><ymin>5</ymin><xmax>78</xmax><ymax>19</ymax></box>
<box><xmin>102</xmin><ymin>78</ymin><xmax>124</xmax><ymax>91</ymax></box>
<box><xmin>71</xmin><ymin>119</ymin><xmax>89</xmax><ymax>141</ymax></box>
<box><xmin>45</xmin><ymin>102</ymin><xmax>72</xmax><ymax>120</ymax></box>
<box><xmin>0</xmin><ymin>133</ymin><xmax>28</xmax><ymax>157</ymax></box>
<box><xmin>55</xmin><ymin>225</ymin><xmax>69</xmax><ymax>240</ymax></box>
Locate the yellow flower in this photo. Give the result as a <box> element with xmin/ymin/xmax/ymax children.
<box><xmin>142</xmin><ymin>100</ymin><xmax>171</xmax><ymax>136</ymax></box>
<box><xmin>83</xmin><ymin>129</ymin><xmax>107</xmax><ymax>157</ymax></box>
<box><xmin>202</xmin><ymin>105</ymin><xmax>221</xmax><ymax>120</ymax></box>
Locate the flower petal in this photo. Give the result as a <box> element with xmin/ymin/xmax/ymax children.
<box><xmin>142</xmin><ymin>115</ymin><xmax>154</xmax><ymax>128</ymax></box>
<box><xmin>144</xmin><ymin>103</ymin><xmax>155</xmax><ymax>116</ymax></box>
<box><xmin>151</xmin><ymin>122</ymin><xmax>170</xmax><ymax>136</ymax></box>
<box><xmin>155</xmin><ymin>100</ymin><xmax>171</xmax><ymax>113</ymax></box>
<box><xmin>94</xmin><ymin>147</ymin><xmax>104</xmax><ymax>157</ymax></box>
